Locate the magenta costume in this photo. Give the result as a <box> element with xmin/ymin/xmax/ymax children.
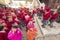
<box><xmin>8</xmin><ymin>28</ymin><xmax>23</xmax><ymax>40</ymax></box>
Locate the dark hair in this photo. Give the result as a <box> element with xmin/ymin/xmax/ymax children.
<box><xmin>12</xmin><ymin>26</ymin><xmax>18</xmax><ymax>28</ymax></box>
<box><xmin>12</xmin><ymin>24</ymin><xmax>19</xmax><ymax>28</ymax></box>
<box><xmin>0</xmin><ymin>25</ymin><xmax>3</xmax><ymax>31</ymax></box>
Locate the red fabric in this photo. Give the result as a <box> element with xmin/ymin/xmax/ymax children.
<box><xmin>0</xmin><ymin>32</ymin><xmax>8</xmax><ymax>40</ymax></box>
<box><xmin>0</xmin><ymin>8</ymin><xmax>4</xmax><ymax>13</ymax></box>
<box><xmin>13</xmin><ymin>20</ymin><xmax>20</xmax><ymax>25</ymax></box>
<box><xmin>0</xmin><ymin>13</ymin><xmax>4</xmax><ymax>19</ymax></box>
<box><xmin>30</xmin><ymin>15</ymin><xmax>33</xmax><ymax>19</ymax></box>
<box><xmin>43</xmin><ymin>12</ymin><xmax>51</xmax><ymax>20</ymax></box>
<box><xmin>0</xmin><ymin>19</ymin><xmax>5</xmax><ymax>23</ymax></box>
<box><xmin>39</xmin><ymin>9</ymin><xmax>44</xmax><ymax>13</ymax></box>
<box><xmin>24</xmin><ymin>8</ymin><xmax>29</xmax><ymax>13</ymax></box>
<box><xmin>5</xmin><ymin>13</ymin><xmax>10</xmax><ymax>17</ymax></box>
<box><xmin>45</xmin><ymin>6</ymin><xmax>50</xmax><ymax>12</ymax></box>
<box><xmin>31</xmin><ymin>10</ymin><xmax>36</xmax><ymax>17</ymax></box>
<box><xmin>18</xmin><ymin>12</ymin><xmax>25</xmax><ymax>20</ymax></box>
<box><xmin>5</xmin><ymin>7</ymin><xmax>11</xmax><ymax>12</ymax></box>
<box><xmin>36</xmin><ymin>8</ymin><xmax>40</xmax><ymax>11</ymax></box>
<box><xmin>0</xmin><ymin>32</ymin><xmax>4</xmax><ymax>40</ymax></box>
<box><xmin>14</xmin><ymin>9</ymin><xmax>18</xmax><ymax>14</ymax></box>
<box><xmin>6</xmin><ymin>21</ymin><xmax>14</xmax><ymax>33</ymax></box>
<box><xmin>51</xmin><ymin>12</ymin><xmax>58</xmax><ymax>20</ymax></box>
<box><xmin>36</xmin><ymin>8</ymin><xmax>44</xmax><ymax>13</ymax></box>
<box><xmin>11</xmin><ymin>15</ymin><xmax>17</xmax><ymax>20</ymax></box>
<box><xmin>6</xmin><ymin>14</ymin><xmax>12</xmax><ymax>17</ymax></box>
<box><xmin>32</xmin><ymin>10</ymin><xmax>36</xmax><ymax>14</ymax></box>
<box><xmin>6</xmin><ymin>21</ymin><xmax>14</xmax><ymax>29</ymax></box>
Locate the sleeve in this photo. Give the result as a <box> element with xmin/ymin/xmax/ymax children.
<box><xmin>18</xmin><ymin>28</ymin><xmax>23</xmax><ymax>35</ymax></box>
<box><xmin>8</xmin><ymin>31</ymin><xmax>13</xmax><ymax>40</ymax></box>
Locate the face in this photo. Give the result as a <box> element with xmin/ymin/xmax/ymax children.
<box><xmin>8</xmin><ymin>16</ymin><xmax>13</xmax><ymax>22</ymax></box>
<box><xmin>0</xmin><ymin>19</ymin><xmax>3</xmax><ymax>23</ymax></box>
<box><xmin>0</xmin><ymin>21</ymin><xmax>2</xmax><ymax>23</ymax></box>
<box><xmin>12</xmin><ymin>28</ymin><xmax>17</xmax><ymax>32</ymax></box>
<box><xmin>18</xmin><ymin>11</ymin><xmax>20</xmax><ymax>13</ymax></box>
<box><xmin>30</xmin><ymin>28</ymin><xmax>33</xmax><ymax>31</ymax></box>
<box><xmin>4</xmin><ymin>27</ymin><xmax>8</xmax><ymax>30</ymax></box>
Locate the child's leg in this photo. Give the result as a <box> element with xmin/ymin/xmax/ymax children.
<box><xmin>50</xmin><ymin>19</ymin><xmax>54</xmax><ymax>28</ymax></box>
<box><xmin>42</xmin><ymin>20</ymin><xmax>48</xmax><ymax>28</ymax></box>
<box><xmin>39</xmin><ymin>12</ymin><xmax>42</xmax><ymax>19</ymax></box>
<box><xmin>42</xmin><ymin>20</ymin><xmax>46</xmax><ymax>28</ymax></box>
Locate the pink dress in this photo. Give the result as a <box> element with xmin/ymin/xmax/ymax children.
<box><xmin>8</xmin><ymin>28</ymin><xmax>23</xmax><ymax>40</ymax></box>
<box><xmin>27</xmin><ymin>21</ymin><xmax>34</xmax><ymax>29</ymax></box>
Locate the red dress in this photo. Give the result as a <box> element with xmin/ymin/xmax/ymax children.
<box><xmin>6</xmin><ymin>21</ymin><xmax>14</xmax><ymax>31</ymax></box>
<box><xmin>0</xmin><ymin>31</ymin><xmax>8</xmax><ymax>40</ymax></box>
<box><xmin>17</xmin><ymin>12</ymin><xmax>25</xmax><ymax>20</ymax></box>
<box><xmin>45</xmin><ymin>6</ymin><xmax>50</xmax><ymax>12</ymax></box>
<box><xmin>13</xmin><ymin>19</ymin><xmax>20</xmax><ymax>25</ymax></box>
<box><xmin>43</xmin><ymin>12</ymin><xmax>51</xmax><ymax>20</ymax></box>
<box><xmin>0</xmin><ymin>13</ymin><xmax>4</xmax><ymax>19</ymax></box>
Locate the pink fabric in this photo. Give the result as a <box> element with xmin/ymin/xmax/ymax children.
<box><xmin>27</xmin><ymin>21</ymin><xmax>34</xmax><ymax>29</ymax></box>
<box><xmin>25</xmin><ymin>15</ymin><xmax>31</xmax><ymax>25</ymax></box>
<box><xmin>25</xmin><ymin>15</ymin><xmax>30</xmax><ymax>21</ymax></box>
<box><xmin>8</xmin><ymin>28</ymin><xmax>23</xmax><ymax>40</ymax></box>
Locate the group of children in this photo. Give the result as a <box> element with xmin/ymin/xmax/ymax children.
<box><xmin>0</xmin><ymin>5</ymin><xmax>59</xmax><ymax>40</ymax></box>
<box><xmin>36</xmin><ymin>6</ymin><xmax>58</xmax><ymax>28</ymax></box>
<box><xmin>0</xmin><ymin>7</ymin><xmax>37</xmax><ymax>40</ymax></box>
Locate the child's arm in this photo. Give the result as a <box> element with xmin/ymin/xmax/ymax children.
<box><xmin>8</xmin><ymin>31</ymin><xmax>13</xmax><ymax>40</ymax></box>
<box><xmin>18</xmin><ymin>28</ymin><xmax>23</xmax><ymax>35</ymax></box>
<box><xmin>17</xmin><ymin>28</ymin><xmax>23</xmax><ymax>40</ymax></box>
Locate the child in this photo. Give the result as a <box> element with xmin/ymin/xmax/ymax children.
<box><xmin>36</xmin><ymin>7</ymin><xmax>44</xmax><ymax>19</ymax></box>
<box><xmin>0</xmin><ymin>24</ymin><xmax>8</xmax><ymax>40</ymax></box>
<box><xmin>25</xmin><ymin>14</ymin><xmax>31</xmax><ymax>25</ymax></box>
<box><xmin>8</xmin><ymin>24</ymin><xmax>23</xmax><ymax>40</ymax></box>
<box><xmin>31</xmin><ymin>9</ymin><xmax>36</xmax><ymax>20</ymax></box>
<box><xmin>27</xmin><ymin>20</ymin><xmax>35</xmax><ymax>30</ymax></box>
<box><xmin>50</xmin><ymin>10</ymin><xmax>58</xmax><ymax>27</ymax></box>
<box><xmin>6</xmin><ymin>16</ymin><xmax>14</xmax><ymax>31</ymax></box>
<box><xmin>27</xmin><ymin>28</ymin><xmax>37</xmax><ymax>40</ymax></box>
<box><xmin>42</xmin><ymin>8</ymin><xmax>51</xmax><ymax>28</ymax></box>
<box><xmin>17</xmin><ymin>11</ymin><xmax>24</xmax><ymax>21</ymax></box>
